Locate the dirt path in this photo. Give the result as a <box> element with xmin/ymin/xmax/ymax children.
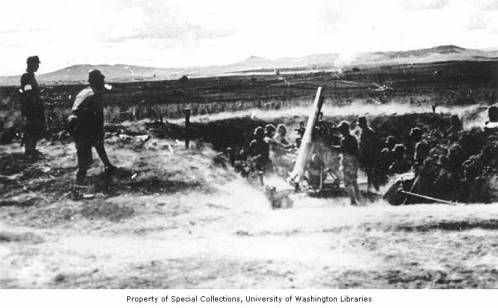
<box><xmin>2</xmin><ymin>172</ymin><xmax>498</xmax><ymax>287</ymax></box>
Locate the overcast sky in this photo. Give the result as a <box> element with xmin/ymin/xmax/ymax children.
<box><xmin>1</xmin><ymin>0</ymin><xmax>498</xmax><ymax>75</ymax></box>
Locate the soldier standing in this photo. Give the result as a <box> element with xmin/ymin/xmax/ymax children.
<box><xmin>68</xmin><ymin>69</ymin><xmax>116</xmax><ymax>185</ymax></box>
<box><xmin>357</xmin><ymin>116</ymin><xmax>380</xmax><ymax>192</ymax></box>
<box><xmin>20</xmin><ymin>56</ymin><xmax>45</xmax><ymax>157</ymax></box>
<box><xmin>248</xmin><ymin>126</ymin><xmax>272</xmax><ymax>173</ymax></box>
<box><xmin>406</xmin><ymin>127</ymin><xmax>422</xmax><ymax>160</ymax></box>
<box><xmin>334</xmin><ymin>121</ymin><xmax>362</xmax><ymax>205</ymax></box>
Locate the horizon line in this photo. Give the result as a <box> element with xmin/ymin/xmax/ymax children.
<box><xmin>1</xmin><ymin>43</ymin><xmax>497</xmax><ymax>78</ymax></box>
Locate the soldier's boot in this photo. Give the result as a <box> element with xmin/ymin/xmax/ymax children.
<box><xmin>95</xmin><ymin>143</ymin><xmax>116</xmax><ymax>174</ymax></box>
<box><xmin>24</xmin><ymin>136</ymin><xmax>35</xmax><ymax>156</ymax></box>
<box><xmin>76</xmin><ymin>169</ymin><xmax>87</xmax><ymax>185</ymax></box>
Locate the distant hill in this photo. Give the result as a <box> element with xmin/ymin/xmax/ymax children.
<box><xmin>229</xmin><ymin>45</ymin><xmax>498</xmax><ymax>72</ymax></box>
<box><xmin>0</xmin><ymin>64</ymin><xmax>184</xmax><ymax>86</ymax></box>
<box><xmin>1</xmin><ymin>45</ymin><xmax>497</xmax><ymax>86</ymax></box>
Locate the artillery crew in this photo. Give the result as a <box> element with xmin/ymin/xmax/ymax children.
<box><xmin>6</xmin><ymin>55</ymin><xmax>497</xmax><ymax>206</ymax></box>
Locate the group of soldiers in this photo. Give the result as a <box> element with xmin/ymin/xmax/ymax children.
<box><xmin>228</xmin><ymin>123</ymin><xmax>295</xmax><ymax>179</ymax></box>
<box><xmin>18</xmin><ymin>56</ymin><xmax>115</xmax><ymax>185</ymax></box>
<box><xmin>392</xmin><ymin>112</ymin><xmax>498</xmax><ymax>204</ymax></box>
<box><xmin>14</xmin><ymin>55</ymin><xmax>498</xmax><ymax>204</ymax></box>
<box><xmin>227</xmin><ymin>107</ymin><xmax>498</xmax><ymax>205</ymax></box>
<box><xmin>227</xmin><ymin>117</ymin><xmax>378</xmax><ymax>205</ymax></box>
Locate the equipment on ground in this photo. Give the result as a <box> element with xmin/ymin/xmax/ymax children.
<box><xmin>400</xmin><ymin>190</ymin><xmax>458</xmax><ymax>205</ymax></box>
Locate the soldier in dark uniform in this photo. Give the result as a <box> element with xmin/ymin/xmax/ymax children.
<box><xmin>413</xmin><ymin>139</ymin><xmax>430</xmax><ymax>175</ymax></box>
<box><xmin>406</xmin><ymin>127</ymin><xmax>422</xmax><ymax>161</ymax></box>
<box><xmin>333</xmin><ymin>121</ymin><xmax>361</xmax><ymax>205</ymax></box>
<box><xmin>372</xmin><ymin>135</ymin><xmax>397</xmax><ymax>186</ymax></box>
<box><xmin>388</xmin><ymin>144</ymin><xmax>411</xmax><ymax>175</ymax></box>
<box><xmin>20</xmin><ymin>56</ymin><xmax>45</xmax><ymax>157</ymax></box>
<box><xmin>294</xmin><ymin>121</ymin><xmax>305</xmax><ymax>147</ymax></box>
<box><xmin>357</xmin><ymin>116</ymin><xmax>380</xmax><ymax>192</ymax></box>
<box><xmin>435</xmin><ymin>143</ymin><xmax>466</xmax><ymax>201</ymax></box>
<box><xmin>378</xmin><ymin>136</ymin><xmax>396</xmax><ymax>168</ymax></box>
<box><xmin>446</xmin><ymin>115</ymin><xmax>463</xmax><ymax>143</ymax></box>
<box><xmin>68</xmin><ymin>69</ymin><xmax>116</xmax><ymax>184</ymax></box>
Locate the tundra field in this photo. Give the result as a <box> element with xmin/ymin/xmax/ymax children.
<box><xmin>1</xmin><ymin>60</ymin><xmax>498</xmax><ymax>288</ymax></box>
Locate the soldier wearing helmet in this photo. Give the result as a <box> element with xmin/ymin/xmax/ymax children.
<box><xmin>388</xmin><ymin>144</ymin><xmax>411</xmax><ymax>175</ymax></box>
<box><xmin>357</xmin><ymin>116</ymin><xmax>380</xmax><ymax>192</ymax></box>
<box><xmin>68</xmin><ymin>69</ymin><xmax>116</xmax><ymax>184</ymax></box>
<box><xmin>248</xmin><ymin>126</ymin><xmax>272</xmax><ymax>172</ymax></box>
<box><xmin>333</xmin><ymin>121</ymin><xmax>361</xmax><ymax>205</ymax></box>
<box><xmin>20</xmin><ymin>55</ymin><xmax>45</xmax><ymax>157</ymax></box>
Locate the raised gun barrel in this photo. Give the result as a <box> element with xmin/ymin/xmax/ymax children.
<box><xmin>288</xmin><ymin>87</ymin><xmax>324</xmax><ymax>185</ymax></box>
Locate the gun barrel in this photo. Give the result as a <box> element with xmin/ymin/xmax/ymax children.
<box><xmin>288</xmin><ymin>87</ymin><xmax>324</xmax><ymax>184</ymax></box>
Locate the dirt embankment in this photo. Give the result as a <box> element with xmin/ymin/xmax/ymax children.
<box><xmin>153</xmin><ymin>105</ymin><xmax>493</xmax><ymax>155</ymax></box>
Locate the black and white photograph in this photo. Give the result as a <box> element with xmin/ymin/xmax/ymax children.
<box><xmin>1</xmin><ymin>0</ymin><xmax>498</xmax><ymax>299</ymax></box>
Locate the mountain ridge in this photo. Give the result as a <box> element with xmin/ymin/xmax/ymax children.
<box><xmin>1</xmin><ymin>45</ymin><xmax>497</xmax><ymax>85</ymax></box>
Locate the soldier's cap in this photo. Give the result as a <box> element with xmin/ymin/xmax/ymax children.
<box><xmin>311</xmin><ymin>153</ymin><xmax>321</xmax><ymax>163</ymax></box>
<box><xmin>264</xmin><ymin>124</ymin><xmax>276</xmax><ymax>133</ymax></box>
<box><xmin>409</xmin><ymin>127</ymin><xmax>422</xmax><ymax>135</ymax></box>
<box><xmin>357</xmin><ymin>116</ymin><xmax>367</xmax><ymax>124</ymax></box>
<box><xmin>27</xmin><ymin>56</ymin><xmax>41</xmax><ymax>64</ymax></box>
<box><xmin>254</xmin><ymin>126</ymin><xmax>264</xmax><ymax>136</ymax></box>
<box><xmin>386</xmin><ymin>135</ymin><xmax>397</xmax><ymax>144</ymax></box>
<box><xmin>338</xmin><ymin>121</ymin><xmax>350</xmax><ymax>131</ymax></box>
<box><xmin>394</xmin><ymin>143</ymin><xmax>406</xmax><ymax>153</ymax></box>
<box><xmin>88</xmin><ymin>69</ymin><xmax>105</xmax><ymax>81</ymax></box>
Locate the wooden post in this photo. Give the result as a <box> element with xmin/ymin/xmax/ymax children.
<box><xmin>183</xmin><ymin>108</ymin><xmax>191</xmax><ymax>149</ymax></box>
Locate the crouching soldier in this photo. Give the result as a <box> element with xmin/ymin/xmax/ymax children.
<box><xmin>68</xmin><ymin>69</ymin><xmax>116</xmax><ymax>184</ymax></box>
